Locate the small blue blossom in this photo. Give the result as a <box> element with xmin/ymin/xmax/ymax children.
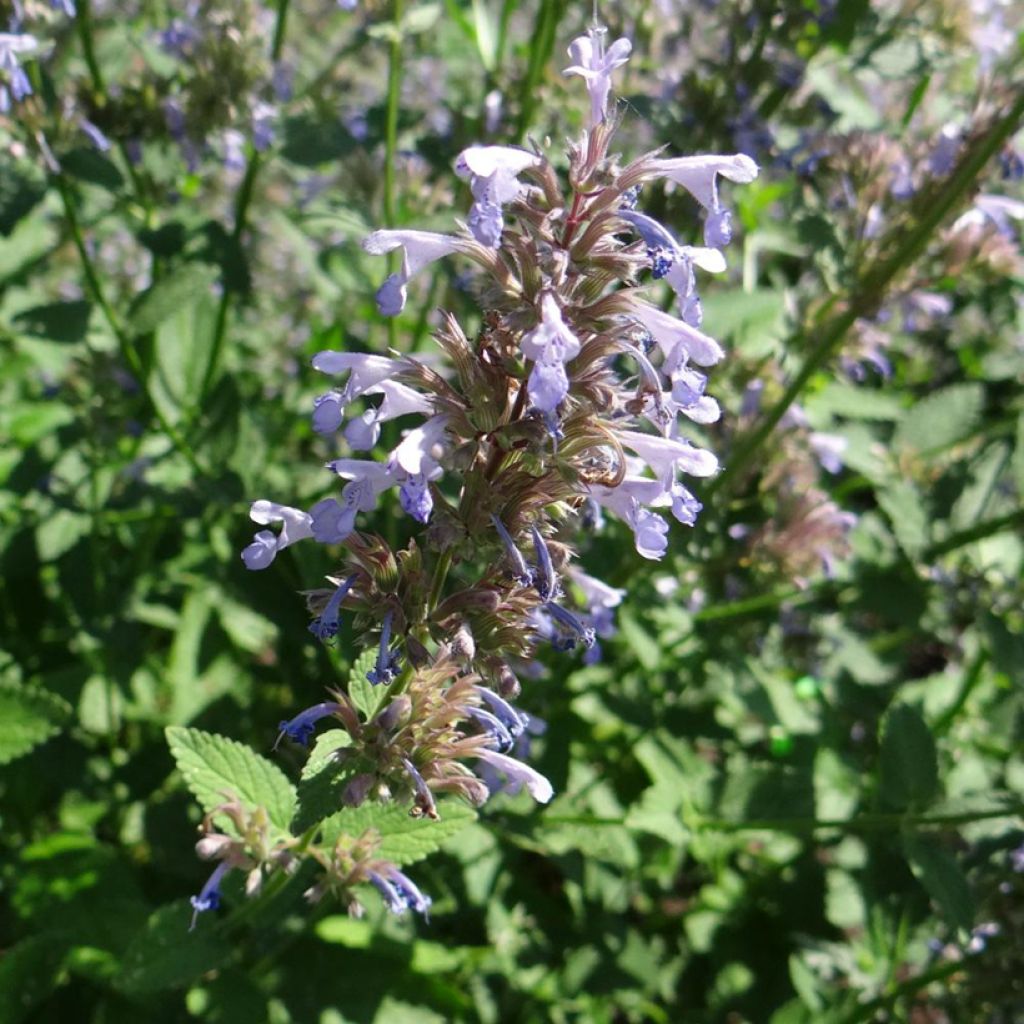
<box><xmin>308</xmin><ymin>574</ymin><xmax>358</xmax><ymax>643</ymax></box>
<box><xmin>401</xmin><ymin>756</ymin><xmax>438</xmax><ymax>818</ymax></box>
<box><xmin>0</xmin><ymin>33</ymin><xmax>39</xmax><ymax>110</ymax></box>
<box><xmin>544</xmin><ymin>602</ymin><xmax>596</xmax><ymax>650</ymax></box>
<box><xmin>368</xmin><ymin>865</ymin><xmax>431</xmax><ymax>917</ymax></box>
<box><xmin>619</xmin><ymin>184</ymin><xmax>642</xmax><ymax>210</ymax></box>
<box><xmin>398</xmin><ymin>473</ymin><xmax>433</xmax><ymax>524</ymax></box>
<box><xmin>189</xmin><ymin>861</ymin><xmax>230</xmax><ymax>930</ymax></box>
<box><xmin>366</xmin><ymin>611</ymin><xmax>401</xmax><ymax>685</ymax></box>
<box><xmin>530</xmin><ymin>525</ymin><xmax>558</xmax><ymax>601</ymax></box>
<box><xmin>275</xmin><ymin>701</ymin><xmax>344</xmax><ymax>748</ymax></box>
<box><xmin>467</xmin><ymin>706</ymin><xmax>515</xmax><ymax>751</ymax></box>
<box><xmin>491</xmin><ymin>515</ymin><xmax>534</xmax><ymax>587</ymax></box>
<box><xmin>475</xmin><ymin>686</ymin><xmax>527</xmax><ymax>739</ymax></box>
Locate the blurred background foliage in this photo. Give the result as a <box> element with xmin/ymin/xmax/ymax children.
<box><xmin>1</xmin><ymin>0</ymin><xmax>1023</xmax><ymax>1021</ymax></box>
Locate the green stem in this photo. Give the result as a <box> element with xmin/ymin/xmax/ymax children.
<box><xmin>923</xmin><ymin>508</ymin><xmax>1024</xmax><ymax>559</ymax></box>
<box><xmin>199</xmin><ymin>0</ymin><xmax>291</xmax><ymax>404</ymax></box>
<box><xmin>54</xmin><ymin>176</ymin><xmax>204</xmax><ymax>474</ymax></box>
<box><xmin>75</xmin><ymin>0</ymin><xmax>152</xmax><ymax>216</ymax></box>
<box><xmin>383</xmin><ymin>0</ymin><xmax>404</xmax><ymax>354</ymax></box>
<box><xmin>706</xmin><ymin>90</ymin><xmax>1024</xmax><ymax>501</ymax></box>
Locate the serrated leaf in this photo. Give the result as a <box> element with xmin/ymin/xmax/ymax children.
<box><xmin>116</xmin><ymin>901</ymin><xmax>230</xmax><ymax>996</ymax></box>
<box><xmin>347</xmin><ymin>647</ymin><xmax>384</xmax><ymax>720</ymax></box>
<box><xmin>894</xmin><ymin>384</ymin><xmax>984</xmax><ymax>454</ymax></box>
<box><xmin>879</xmin><ymin>704</ymin><xmax>938</xmax><ymax>810</ymax></box>
<box><xmin>877</xmin><ymin>479</ymin><xmax>929</xmax><ymax>559</ymax></box>
<box><xmin>318</xmin><ymin>801</ymin><xmax>476</xmax><ymax>865</ymax></box>
<box><xmin>301</xmin><ymin>729</ymin><xmax>353</xmax><ymax>781</ymax></box>
<box><xmin>165</xmin><ymin>726</ymin><xmax>297</xmax><ymax>830</ymax></box>
<box><xmin>902</xmin><ymin>835</ymin><xmax>974</xmax><ymax>934</ymax></box>
<box><xmin>0</xmin><ymin>681</ymin><xmax>71</xmax><ymax>765</ymax></box>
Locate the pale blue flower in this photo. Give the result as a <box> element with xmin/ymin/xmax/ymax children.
<box><xmin>563</xmin><ymin>27</ymin><xmax>632</xmax><ymax>127</ymax></box>
<box><xmin>241</xmin><ymin>500</ymin><xmax>314</xmax><ymax>570</ymax></box>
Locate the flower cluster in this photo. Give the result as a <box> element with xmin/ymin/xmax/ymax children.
<box><xmin>200</xmin><ymin>21</ymin><xmax>757</xmax><ymax>927</ymax></box>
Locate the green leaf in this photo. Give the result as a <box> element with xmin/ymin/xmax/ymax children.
<box><xmin>806</xmin><ymin>382</ymin><xmax>906</xmax><ymax>421</ymax></box>
<box><xmin>281</xmin><ymin>114</ymin><xmax>358</xmax><ymax>166</ymax></box>
<box><xmin>0</xmin><ymin>155</ymin><xmax>46</xmax><ymax>236</ymax></box>
<box><xmin>893</xmin><ymin>383</ymin><xmax>984</xmax><ymax>455</ymax></box>
<box><xmin>617</xmin><ymin>609</ymin><xmax>661</xmax><ymax>671</ymax></box>
<box><xmin>13</xmin><ymin>300</ymin><xmax>93</xmax><ymax>343</ymax></box>
<box><xmin>318</xmin><ymin>801</ymin><xmax>476</xmax><ymax>865</ymax></box>
<box><xmin>116</xmin><ymin>901</ymin><xmax>230</xmax><ymax>996</ymax></box>
<box><xmin>471</xmin><ymin>0</ymin><xmax>498</xmax><ymax>70</ymax></box>
<box><xmin>1012</xmin><ymin>412</ymin><xmax>1024</xmax><ymax>495</ymax></box>
<box><xmin>61</xmin><ymin>147</ymin><xmax>124</xmax><ymax>192</ymax></box>
<box><xmin>127</xmin><ymin>262</ymin><xmax>217</xmax><ymax>336</ymax></box>
<box><xmin>879</xmin><ymin>704</ymin><xmax>938</xmax><ymax>810</ymax></box>
<box><xmin>301</xmin><ymin>729</ymin><xmax>353</xmax><ymax>781</ymax></box>
<box><xmin>877</xmin><ymin>480</ymin><xmax>929</xmax><ymax>559</ymax></box>
<box><xmin>0</xmin><ymin>936</ymin><xmax>67</xmax><ymax>1024</ymax></box>
<box><xmin>0</xmin><ymin>681</ymin><xmax>71</xmax><ymax>765</ymax></box>
<box><xmin>149</xmin><ymin>291</ymin><xmax>218</xmax><ymax>422</ymax></box>
<box><xmin>902</xmin><ymin>835</ymin><xmax>974</xmax><ymax>934</ymax></box>
<box><xmin>9</xmin><ymin>402</ymin><xmax>75</xmax><ymax>446</ymax></box>
<box><xmin>165</xmin><ymin>726</ymin><xmax>297</xmax><ymax>831</ymax></box>
<box><xmin>701</xmin><ymin>288</ymin><xmax>786</xmax><ymax>355</ymax></box>
<box><xmin>347</xmin><ymin>647</ymin><xmax>384</xmax><ymax>720</ymax></box>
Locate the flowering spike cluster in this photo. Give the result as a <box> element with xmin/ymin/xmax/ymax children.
<box><xmin>211</xmin><ymin>23</ymin><xmax>756</xmax><ymax>929</ymax></box>
<box><xmin>187</xmin><ymin>797</ymin><xmax>432</xmax><ymax>927</ymax></box>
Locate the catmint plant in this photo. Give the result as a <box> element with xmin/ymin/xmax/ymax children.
<box><xmin>189</xmin><ymin>20</ymin><xmax>756</xmax><ymax>928</ymax></box>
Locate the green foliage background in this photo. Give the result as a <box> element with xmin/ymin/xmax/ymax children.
<box><xmin>1</xmin><ymin>0</ymin><xmax>1023</xmax><ymax>1021</ymax></box>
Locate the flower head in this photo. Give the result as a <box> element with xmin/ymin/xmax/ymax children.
<box><xmin>241</xmin><ymin>500</ymin><xmax>314</xmax><ymax>570</ymax></box>
<box><xmin>564</xmin><ymin>26</ymin><xmax>632</xmax><ymax>127</ymax></box>
<box><xmin>363</xmin><ymin>229</ymin><xmax>465</xmax><ymax>316</ymax></box>
<box><xmin>455</xmin><ymin>145</ymin><xmax>541</xmax><ymax>248</ymax></box>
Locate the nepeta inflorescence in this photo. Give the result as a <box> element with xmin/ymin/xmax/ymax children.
<box><xmin>192</xmin><ymin>22</ymin><xmax>756</xmax><ymax>926</ymax></box>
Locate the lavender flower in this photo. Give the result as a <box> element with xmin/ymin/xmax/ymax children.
<box><xmin>455</xmin><ymin>145</ymin><xmax>541</xmax><ymax>248</ymax></box>
<box><xmin>368</xmin><ymin>865</ymin><xmax>431</xmax><ymax>917</ymax></box>
<box><xmin>563</xmin><ymin>26</ymin><xmax>632</xmax><ymax>127</ymax></box>
<box><xmin>475</xmin><ymin>748</ymin><xmax>554</xmax><ymax>803</ymax></box>
<box><xmin>362</xmin><ymin>229</ymin><xmax>466</xmax><ymax>316</ymax></box>
<box><xmin>242</xmin><ymin>500</ymin><xmax>314</xmax><ymax>570</ymax></box>
<box><xmin>0</xmin><ymin>33</ymin><xmax>40</xmax><ymax>110</ymax></box>
<box><xmin>644</xmin><ymin>153</ymin><xmax>758</xmax><ymax>247</ymax></box>
<box><xmin>308</xmin><ymin>575</ymin><xmax>359</xmax><ymax>643</ymax></box>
